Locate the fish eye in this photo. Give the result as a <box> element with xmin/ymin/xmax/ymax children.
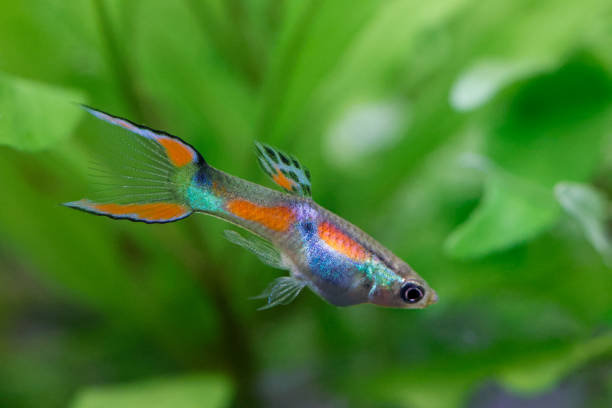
<box><xmin>400</xmin><ymin>282</ymin><xmax>425</xmax><ymax>303</ymax></box>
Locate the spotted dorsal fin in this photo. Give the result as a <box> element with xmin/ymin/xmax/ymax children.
<box><xmin>255</xmin><ymin>142</ymin><xmax>311</xmax><ymax>197</ymax></box>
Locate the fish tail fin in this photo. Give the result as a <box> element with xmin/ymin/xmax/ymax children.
<box><xmin>64</xmin><ymin>106</ymin><xmax>206</xmax><ymax>223</ymax></box>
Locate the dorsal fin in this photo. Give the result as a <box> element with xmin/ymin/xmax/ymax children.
<box><xmin>255</xmin><ymin>142</ymin><xmax>311</xmax><ymax>197</ymax></box>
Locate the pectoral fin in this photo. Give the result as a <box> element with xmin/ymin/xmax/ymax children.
<box><xmin>253</xmin><ymin>277</ymin><xmax>307</xmax><ymax>310</ymax></box>
<box><xmin>224</xmin><ymin>230</ymin><xmax>286</xmax><ymax>270</ymax></box>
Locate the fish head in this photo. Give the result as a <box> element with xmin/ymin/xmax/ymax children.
<box><xmin>368</xmin><ymin>260</ymin><xmax>438</xmax><ymax>309</ymax></box>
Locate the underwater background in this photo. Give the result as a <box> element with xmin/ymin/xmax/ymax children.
<box><xmin>0</xmin><ymin>1</ymin><xmax>611</xmax><ymax>407</ymax></box>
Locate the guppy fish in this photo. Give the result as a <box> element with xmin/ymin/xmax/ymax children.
<box><xmin>65</xmin><ymin>107</ymin><xmax>438</xmax><ymax>310</ymax></box>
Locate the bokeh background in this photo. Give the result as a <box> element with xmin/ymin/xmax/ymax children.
<box><xmin>1</xmin><ymin>1</ymin><xmax>611</xmax><ymax>407</ymax></box>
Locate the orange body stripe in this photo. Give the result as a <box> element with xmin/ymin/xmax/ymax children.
<box><xmin>318</xmin><ymin>221</ymin><xmax>368</xmax><ymax>262</ymax></box>
<box><xmin>227</xmin><ymin>199</ymin><xmax>295</xmax><ymax>231</ymax></box>
<box><xmin>273</xmin><ymin>170</ymin><xmax>294</xmax><ymax>191</ymax></box>
<box><xmin>157</xmin><ymin>137</ymin><xmax>194</xmax><ymax>167</ymax></box>
<box><xmin>92</xmin><ymin>202</ymin><xmax>189</xmax><ymax>221</ymax></box>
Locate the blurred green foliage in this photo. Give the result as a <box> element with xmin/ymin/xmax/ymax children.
<box><xmin>0</xmin><ymin>1</ymin><xmax>611</xmax><ymax>407</ymax></box>
<box><xmin>70</xmin><ymin>374</ymin><xmax>231</xmax><ymax>408</ymax></box>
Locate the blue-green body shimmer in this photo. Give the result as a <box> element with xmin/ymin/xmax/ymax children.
<box><xmin>187</xmin><ymin>184</ymin><xmax>224</xmax><ymax>213</ymax></box>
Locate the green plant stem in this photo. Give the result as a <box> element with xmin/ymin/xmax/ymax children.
<box><xmin>224</xmin><ymin>0</ymin><xmax>264</xmax><ymax>86</ymax></box>
<box><xmin>256</xmin><ymin>0</ymin><xmax>318</xmax><ymax>145</ymax></box>
<box><xmin>185</xmin><ymin>0</ymin><xmax>263</xmax><ymax>87</ymax></box>
<box><xmin>93</xmin><ymin>0</ymin><xmax>145</xmax><ymax>120</ymax></box>
<box><xmin>184</xmin><ymin>221</ymin><xmax>260</xmax><ymax>407</ymax></box>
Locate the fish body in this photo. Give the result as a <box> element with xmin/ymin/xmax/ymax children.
<box><xmin>66</xmin><ymin>107</ymin><xmax>437</xmax><ymax>309</ymax></box>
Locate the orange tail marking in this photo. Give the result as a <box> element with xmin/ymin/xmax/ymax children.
<box><xmin>157</xmin><ymin>137</ymin><xmax>196</xmax><ymax>167</ymax></box>
<box><xmin>93</xmin><ymin>202</ymin><xmax>189</xmax><ymax>221</ymax></box>
<box><xmin>318</xmin><ymin>221</ymin><xmax>368</xmax><ymax>262</ymax></box>
<box><xmin>227</xmin><ymin>199</ymin><xmax>295</xmax><ymax>231</ymax></box>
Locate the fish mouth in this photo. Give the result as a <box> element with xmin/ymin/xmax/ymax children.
<box><xmin>427</xmin><ymin>290</ymin><xmax>439</xmax><ymax>306</ymax></box>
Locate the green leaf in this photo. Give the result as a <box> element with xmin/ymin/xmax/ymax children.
<box><xmin>445</xmin><ymin>162</ymin><xmax>561</xmax><ymax>258</ymax></box>
<box><xmin>445</xmin><ymin>52</ymin><xmax>612</xmax><ymax>259</ymax></box>
<box><xmin>0</xmin><ymin>72</ymin><xmax>85</xmax><ymax>151</ymax></box>
<box><xmin>450</xmin><ymin>58</ymin><xmax>552</xmax><ymax>111</ymax></box>
<box><xmin>0</xmin><ymin>2</ymin><xmax>103</xmax><ymax>84</ymax></box>
<box><xmin>485</xmin><ymin>51</ymin><xmax>612</xmax><ymax>187</ymax></box>
<box><xmin>555</xmin><ymin>182</ymin><xmax>612</xmax><ymax>267</ymax></box>
<box><xmin>70</xmin><ymin>374</ymin><xmax>232</xmax><ymax>408</ymax></box>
